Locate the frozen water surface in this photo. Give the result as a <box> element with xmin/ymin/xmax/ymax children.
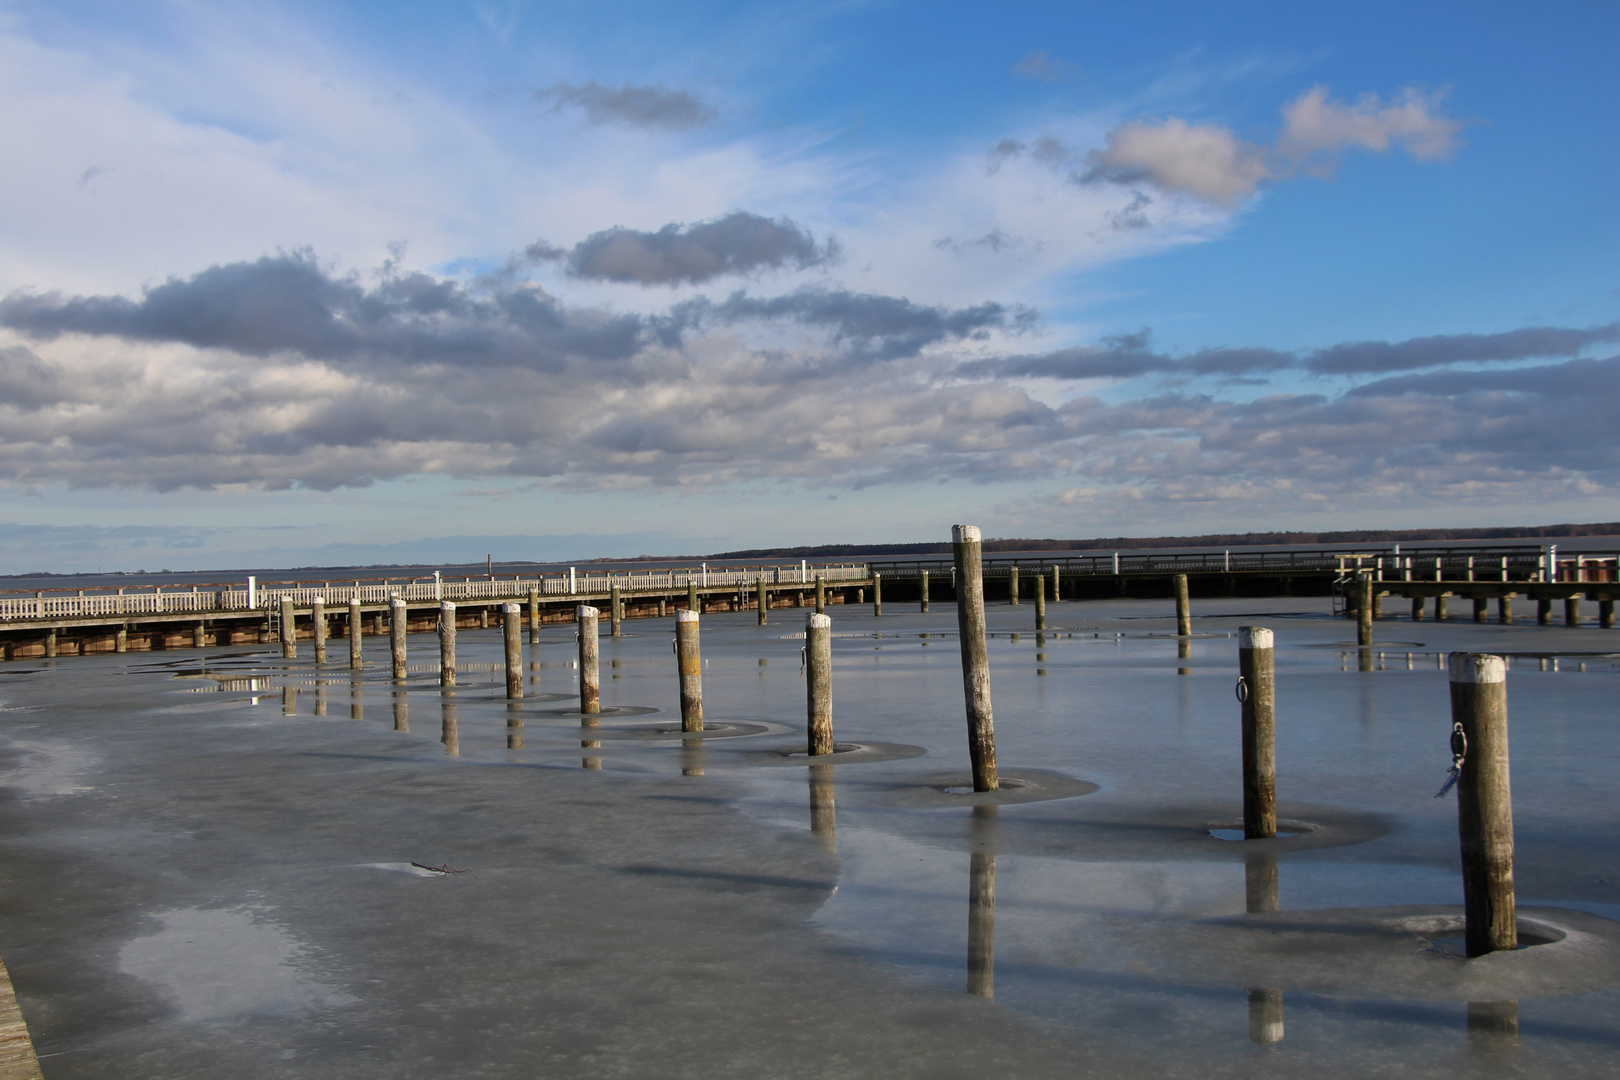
<box><xmin>0</xmin><ymin>595</ymin><xmax>1615</xmax><ymax>1077</ymax></box>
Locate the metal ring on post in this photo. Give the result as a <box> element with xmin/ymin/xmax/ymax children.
<box><xmin>1235</xmin><ymin>675</ymin><xmax>1249</xmax><ymax>704</ymax></box>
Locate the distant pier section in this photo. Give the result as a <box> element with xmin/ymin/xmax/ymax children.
<box><xmin>0</xmin><ymin>542</ymin><xmax>1612</xmax><ymax>658</ymax></box>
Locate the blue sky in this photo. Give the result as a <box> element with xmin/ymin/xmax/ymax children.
<box><xmin>0</xmin><ymin>0</ymin><xmax>1615</xmax><ymax>572</ymax></box>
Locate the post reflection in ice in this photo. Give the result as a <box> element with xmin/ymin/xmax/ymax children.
<box><xmin>314</xmin><ymin>682</ymin><xmax>327</xmax><ymax>717</ymax></box>
<box><xmin>350</xmin><ymin>676</ymin><xmax>363</xmax><ymax>721</ymax></box>
<box><xmin>281</xmin><ymin>685</ymin><xmax>297</xmax><ymax>716</ymax></box>
<box><xmin>441</xmin><ymin>695</ymin><xmax>459</xmax><ymax>757</ymax></box>
<box><xmin>392</xmin><ymin>690</ymin><xmax>408</xmax><ymax>732</ymax></box>
<box><xmin>966</xmin><ymin>851</ymin><xmax>997</xmax><ymax>999</ymax></box>
<box><xmin>1177</xmin><ymin>636</ymin><xmax>1191</xmax><ymax>676</ymax></box>
<box><xmin>1467</xmin><ymin>1000</ymin><xmax>1520</xmax><ymax>1044</ymax></box>
<box><xmin>681</xmin><ymin>735</ymin><xmax>705</xmax><ymax>777</ymax></box>
<box><xmin>1244</xmin><ymin>853</ymin><xmax>1283</xmax><ymax>1044</ymax></box>
<box><xmin>507</xmin><ymin>702</ymin><xmax>524</xmax><ymax>749</ymax></box>
<box><xmin>808</xmin><ymin>764</ymin><xmax>835</xmax><ymax>848</ymax></box>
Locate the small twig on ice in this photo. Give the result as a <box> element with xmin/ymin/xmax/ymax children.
<box><xmin>412</xmin><ymin>861</ymin><xmax>474</xmax><ymax>876</ymax></box>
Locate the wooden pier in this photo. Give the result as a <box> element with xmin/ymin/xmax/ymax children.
<box><xmin>0</xmin><ymin>544</ymin><xmax>1613</xmax><ymax>660</ymax></box>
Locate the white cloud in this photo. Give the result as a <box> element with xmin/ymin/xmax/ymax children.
<box><xmin>1084</xmin><ymin>118</ymin><xmax>1270</xmax><ymax>207</ymax></box>
<box><xmin>1276</xmin><ymin>85</ymin><xmax>1462</xmax><ymax>169</ymax></box>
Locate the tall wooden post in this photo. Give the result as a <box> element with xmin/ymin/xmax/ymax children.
<box><xmin>1008</xmin><ymin>565</ymin><xmax>1020</xmax><ymax>605</ymax></box>
<box><xmin>528</xmin><ymin>587</ymin><xmax>540</xmax><ymax>644</ymax></box>
<box><xmin>1564</xmin><ymin>596</ymin><xmax>1580</xmax><ymax>627</ymax></box>
<box><xmin>953</xmin><ymin>525</ymin><xmax>998</xmax><ymax>792</ymax></box>
<box><xmin>1034</xmin><ymin>574</ymin><xmax>1046</xmax><ymax>631</ymax></box>
<box><xmin>280</xmin><ymin>597</ymin><xmax>297</xmax><ymax>659</ymax></box>
<box><xmin>577</xmin><ymin>605</ymin><xmax>600</xmax><ymax>719</ymax></box>
<box><xmin>1537</xmin><ymin>598</ymin><xmax>1552</xmax><ymax>625</ymax></box>
<box><xmin>390</xmin><ymin>598</ymin><xmax>407</xmax><ymax>679</ymax></box>
<box><xmin>1473</xmin><ymin>597</ymin><xmax>1488</xmax><ymax>623</ymax></box>
<box><xmin>348</xmin><ymin>598</ymin><xmax>363</xmax><ymax>669</ymax></box>
<box><xmin>1174</xmin><ymin>574</ymin><xmax>1191</xmax><ymax>637</ymax></box>
<box><xmin>1357</xmin><ymin>575</ymin><xmax>1374</xmax><ymax>646</ymax></box>
<box><xmin>1498</xmin><ymin>595</ymin><xmax>1513</xmax><ymax>624</ymax></box>
<box><xmin>503</xmin><ymin>603</ymin><xmax>522</xmax><ymax>699</ymax></box>
<box><xmin>438</xmin><ymin>601</ymin><xmax>456</xmax><ymax>687</ymax></box>
<box><xmin>1601</xmin><ymin>599</ymin><xmax>1614</xmax><ymax>629</ymax></box>
<box><xmin>806</xmin><ymin>612</ymin><xmax>833</xmax><ymax>755</ymax></box>
<box><xmin>1238</xmin><ymin>626</ymin><xmax>1277</xmax><ymax>840</ymax></box>
<box><xmin>687</xmin><ymin>580</ymin><xmax>698</xmax><ymax>614</ymax></box>
<box><xmin>1050</xmin><ymin>565</ymin><xmax>1061</xmax><ymax>602</ymax></box>
<box><xmin>312</xmin><ymin>597</ymin><xmax>327</xmax><ymax>663</ymax></box>
<box><xmin>757</xmin><ymin>577</ymin><xmax>769</xmax><ymax>625</ymax></box>
<box><xmin>873</xmin><ymin>572</ymin><xmax>882</xmax><ymax>616</ymax></box>
<box><xmin>1449</xmin><ymin>652</ymin><xmax>1516</xmax><ymax>957</ymax></box>
<box><xmin>676</xmin><ymin>609</ymin><xmax>703</xmax><ymax>732</ymax></box>
<box><xmin>920</xmin><ymin>570</ymin><xmax>930</xmax><ymax>613</ymax></box>
<box><xmin>1412</xmin><ymin>596</ymin><xmax>1425</xmax><ymax>621</ymax></box>
<box><xmin>815</xmin><ymin>575</ymin><xmax>826</xmax><ymax>615</ymax></box>
<box><xmin>610</xmin><ymin>585</ymin><xmax>622</xmax><ymax>637</ymax></box>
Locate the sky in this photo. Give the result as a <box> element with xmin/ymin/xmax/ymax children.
<box><xmin>0</xmin><ymin>0</ymin><xmax>1615</xmax><ymax>573</ymax></box>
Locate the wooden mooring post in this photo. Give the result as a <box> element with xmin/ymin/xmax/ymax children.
<box><xmin>349</xmin><ymin>597</ymin><xmax>363</xmax><ymax>669</ymax></box>
<box><xmin>390</xmin><ymin>598</ymin><xmax>407</xmax><ymax>679</ymax></box>
<box><xmin>815</xmin><ymin>575</ymin><xmax>826</xmax><ymax>615</ymax></box>
<box><xmin>577</xmin><ymin>606</ymin><xmax>600</xmax><ymax>719</ymax></box>
<box><xmin>528</xmin><ymin>588</ymin><xmax>540</xmax><ymax>644</ymax></box>
<box><xmin>1357</xmin><ymin>575</ymin><xmax>1374</xmax><ymax>646</ymax></box>
<box><xmin>953</xmin><ymin>525</ymin><xmax>998</xmax><ymax>792</ymax></box>
<box><xmin>873</xmin><ymin>572</ymin><xmax>883</xmax><ymax>617</ymax></box>
<box><xmin>1034</xmin><ymin>574</ymin><xmax>1046</xmax><ymax>631</ymax></box>
<box><xmin>281</xmin><ymin>597</ymin><xmax>297</xmax><ymax>659</ymax></box>
<box><xmin>312</xmin><ymin>597</ymin><xmax>327</xmax><ymax>663</ymax></box>
<box><xmin>1008</xmin><ymin>565</ymin><xmax>1019</xmax><ymax>605</ymax></box>
<box><xmin>438</xmin><ymin>601</ymin><xmax>456</xmax><ymax>687</ymax></box>
<box><xmin>687</xmin><ymin>581</ymin><xmax>698</xmax><ymax>614</ymax></box>
<box><xmin>676</xmin><ymin>609</ymin><xmax>702</xmax><ymax>732</ymax></box>
<box><xmin>1448</xmin><ymin>652</ymin><xmax>1516</xmax><ymax>957</ymax></box>
<box><xmin>610</xmin><ymin>585</ymin><xmax>622</xmax><ymax>637</ymax></box>
<box><xmin>1174</xmin><ymin>573</ymin><xmax>1191</xmax><ymax>637</ymax></box>
<box><xmin>920</xmin><ymin>569</ymin><xmax>930</xmax><ymax>613</ymax></box>
<box><xmin>503</xmin><ymin>603</ymin><xmax>523</xmax><ymax>699</ymax></box>
<box><xmin>1238</xmin><ymin>626</ymin><xmax>1277</xmax><ymax>839</ymax></box>
<box><xmin>806</xmin><ymin>612</ymin><xmax>833</xmax><ymax>755</ymax></box>
<box><xmin>757</xmin><ymin>577</ymin><xmax>769</xmax><ymax>625</ymax></box>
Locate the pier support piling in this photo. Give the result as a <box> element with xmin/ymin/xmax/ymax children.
<box><xmin>920</xmin><ymin>569</ymin><xmax>930</xmax><ymax>612</ymax></box>
<box><xmin>1008</xmin><ymin>565</ymin><xmax>1019</xmax><ymax>605</ymax></box>
<box><xmin>1034</xmin><ymin>574</ymin><xmax>1046</xmax><ymax>631</ymax></box>
<box><xmin>528</xmin><ymin>588</ymin><xmax>540</xmax><ymax>644</ymax></box>
<box><xmin>1565</xmin><ymin>597</ymin><xmax>1580</xmax><ymax>627</ymax></box>
<box><xmin>1474</xmin><ymin>597</ymin><xmax>1488</xmax><ymax>623</ymax></box>
<box><xmin>1537</xmin><ymin>598</ymin><xmax>1552</xmax><ymax>625</ymax></box>
<box><xmin>610</xmin><ymin>585</ymin><xmax>622</xmax><ymax>637</ymax></box>
<box><xmin>1357</xmin><ymin>576</ymin><xmax>1374</xmax><ymax>646</ymax></box>
<box><xmin>1174</xmin><ymin>573</ymin><xmax>1191</xmax><ymax>637</ymax></box>
<box><xmin>757</xmin><ymin>577</ymin><xmax>769</xmax><ymax>625</ymax></box>
<box><xmin>1498</xmin><ymin>596</ymin><xmax>1513</xmax><ymax>624</ymax></box>
<box><xmin>873</xmin><ymin>572</ymin><xmax>883</xmax><ymax>617</ymax></box>
<box><xmin>815</xmin><ymin>575</ymin><xmax>826</xmax><ymax>615</ymax></box>
<box><xmin>1601</xmin><ymin>599</ymin><xmax>1614</xmax><ymax>629</ymax></box>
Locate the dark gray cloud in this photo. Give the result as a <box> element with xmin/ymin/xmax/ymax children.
<box><xmin>961</xmin><ymin>324</ymin><xmax>1617</xmax><ymax>381</ymax></box>
<box><xmin>535</xmin><ymin>81</ymin><xmax>717</xmax><ymax>130</ymax></box>
<box><xmin>531</xmin><ymin>212</ymin><xmax>837</xmax><ymax>286</ymax></box>
<box><xmin>1304</xmin><ymin>324</ymin><xmax>1619</xmax><ymax>374</ymax></box>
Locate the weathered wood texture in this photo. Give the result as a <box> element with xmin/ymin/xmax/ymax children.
<box><xmin>952</xmin><ymin>525</ymin><xmax>998</xmax><ymax>792</ymax></box>
<box><xmin>1449</xmin><ymin>652</ymin><xmax>1516</xmax><ymax>957</ymax></box>
<box><xmin>1238</xmin><ymin>626</ymin><xmax>1277</xmax><ymax>840</ymax></box>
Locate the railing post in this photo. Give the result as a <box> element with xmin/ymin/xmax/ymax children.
<box><xmin>1448</xmin><ymin>652</ymin><xmax>1516</xmax><ymax>956</ymax></box>
<box><xmin>953</xmin><ymin>525</ymin><xmax>998</xmax><ymax>792</ymax></box>
<box><xmin>676</xmin><ymin>609</ymin><xmax>702</xmax><ymax>732</ymax></box>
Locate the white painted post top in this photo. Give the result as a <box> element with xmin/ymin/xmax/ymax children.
<box><xmin>313</xmin><ymin>596</ymin><xmax>325</xmax><ymax>605</ymax></box>
<box><xmin>1449</xmin><ymin>652</ymin><xmax>1506</xmax><ymax>684</ymax></box>
<box><xmin>953</xmin><ymin>524</ymin><xmax>981</xmax><ymax>544</ymax></box>
<box><xmin>807</xmin><ymin>613</ymin><xmax>831</xmax><ymax>630</ymax></box>
<box><xmin>1238</xmin><ymin>626</ymin><xmax>1273</xmax><ymax>650</ymax></box>
<box><xmin>349</xmin><ymin>597</ymin><xmax>361</xmax><ymax>606</ymax></box>
<box><xmin>576</xmin><ymin>605</ymin><xmax>599</xmax><ymax>619</ymax></box>
<box><xmin>440</xmin><ymin>601</ymin><xmax>455</xmax><ymax>611</ymax></box>
<box><xmin>391</xmin><ymin>597</ymin><xmax>405</xmax><ymax>608</ymax></box>
<box><xmin>677</xmin><ymin>609</ymin><xmax>699</xmax><ymax>624</ymax></box>
<box><xmin>503</xmin><ymin>603</ymin><xmax>519</xmax><ymax>613</ymax></box>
